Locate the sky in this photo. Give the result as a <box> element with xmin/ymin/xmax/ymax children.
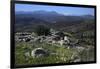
<box><xmin>15</xmin><ymin>4</ymin><xmax>94</xmax><ymax>16</ymax></box>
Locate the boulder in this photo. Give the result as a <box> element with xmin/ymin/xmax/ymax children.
<box><xmin>31</xmin><ymin>48</ymin><xmax>49</xmax><ymax>58</ymax></box>
<box><xmin>25</xmin><ymin>38</ymin><xmax>31</xmax><ymax>42</ymax></box>
<box><xmin>76</xmin><ymin>46</ymin><xmax>85</xmax><ymax>52</ymax></box>
<box><xmin>24</xmin><ymin>52</ymin><xmax>30</xmax><ymax>57</ymax></box>
<box><xmin>71</xmin><ymin>52</ymin><xmax>81</xmax><ymax>62</ymax></box>
<box><xmin>73</xmin><ymin>58</ymin><xmax>81</xmax><ymax>62</ymax></box>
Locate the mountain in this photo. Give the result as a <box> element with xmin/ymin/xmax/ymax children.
<box><xmin>81</xmin><ymin>15</ymin><xmax>94</xmax><ymax>20</ymax></box>
<box><xmin>16</xmin><ymin>11</ymin><xmax>94</xmax><ymax>23</ymax></box>
<box><xmin>15</xmin><ymin>11</ymin><xmax>95</xmax><ymax>33</ymax></box>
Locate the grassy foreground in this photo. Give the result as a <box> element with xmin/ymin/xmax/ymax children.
<box><xmin>15</xmin><ymin>42</ymin><xmax>76</xmax><ymax>65</ymax></box>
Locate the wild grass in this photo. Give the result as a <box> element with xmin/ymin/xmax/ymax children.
<box><xmin>15</xmin><ymin>42</ymin><xmax>75</xmax><ymax>65</ymax></box>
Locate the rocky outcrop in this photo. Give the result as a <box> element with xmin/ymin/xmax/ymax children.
<box><xmin>31</xmin><ymin>48</ymin><xmax>49</xmax><ymax>58</ymax></box>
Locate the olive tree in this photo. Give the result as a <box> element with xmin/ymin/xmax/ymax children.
<box><xmin>35</xmin><ymin>25</ymin><xmax>50</xmax><ymax>36</ymax></box>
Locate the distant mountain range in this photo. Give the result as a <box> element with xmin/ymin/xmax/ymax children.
<box><xmin>15</xmin><ymin>11</ymin><xmax>95</xmax><ymax>33</ymax></box>
<box><xmin>16</xmin><ymin>11</ymin><xmax>94</xmax><ymax>23</ymax></box>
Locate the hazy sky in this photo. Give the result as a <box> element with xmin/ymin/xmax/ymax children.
<box><xmin>15</xmin><ymin>4</ymin><xmax>94</xmax><ymax>16</ymax></box>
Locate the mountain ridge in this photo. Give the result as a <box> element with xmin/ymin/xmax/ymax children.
<box><xmin>15</xmin><ymin>10</ymin><xmax>95</xmax><ymax>33</ymax></box>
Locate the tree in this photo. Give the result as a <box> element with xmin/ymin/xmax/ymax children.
<box><xmin>35</xmin><ymin>25</ymin><xmax>50</xmax><ymax>36</ymax></box>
